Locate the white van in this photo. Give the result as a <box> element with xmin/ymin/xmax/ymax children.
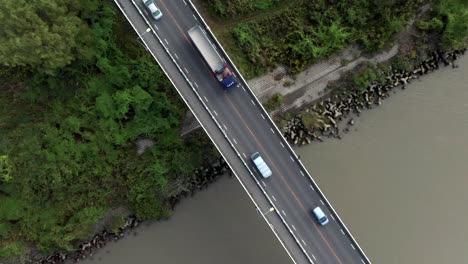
<box><xmin>312</xmin><ymin>206</ymin><xmax>329</xmax><ymax>226</ymax></box>
<box><xmin>251</xmin><ymin>152</ymin><xmax>272</xmax><ymax>178</ymax></box>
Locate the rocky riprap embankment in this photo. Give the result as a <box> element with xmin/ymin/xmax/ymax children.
<box><xmin>30</xmin><ymin>158</ymin><xmax>230</xmax><ymax>264</ymax></box>
<box><xmin>283</xmin><ymin>48</ymin><xmax>466</xmax><ymax>145</ymax></box>
<box><xmin>167</xmin><ymin>157</ymin><xmax>229</xmax><ymax>210</ymax></box>
<box><xmin>32</xmin><ymin>216</ymin><xmax>140</xmax><ymax>264</ymax></box>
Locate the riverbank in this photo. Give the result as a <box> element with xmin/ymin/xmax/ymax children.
<box><xmin>66</xmin><ymin>176</ymin><xmax>293</xmax><ymax>264</ymax></box>
<box><xmin>294</xmin><ymin>54</ymin><xmax>468</xmax><ymax>264</ymax></box>
<box><xmin>281</xmin><ymin>48</ymin><xmax>466</xmax><ymax>146</ymax></box>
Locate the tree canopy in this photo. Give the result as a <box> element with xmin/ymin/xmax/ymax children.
<box><xmin>0</xmin><ymin>0</ymin><xmax>91</xmax><ymax>74</ymax></box>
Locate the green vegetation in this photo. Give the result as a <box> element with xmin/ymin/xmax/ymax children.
<box><xmin>353</xmin><ymin>66</ymin><xmax>382</xmax><ymax>92</ymax></box>
<box><xmin>263</xmin><ymin>93</ymin><xmax>284</xmax><ymax>111</ymax></box>
<box><xmin>205</xmin><ymin>0</ymin><xmax>427</xmax><ymax>78</ymax></box>
<box><xmin>417</xmin><ymin>0</ymin><xmax>468</xmax><ymax>50</ymax></box>
<box><xmin>204</xmin><ymin>0</ymin><xmax>467</xmax><ymax>79</ymax></box>
<box><xmin>207</xmin><ymin>0</ymin><xmax>281</xmax><ymax>17</ymax></box>
<box><xmin>0</xmin><ymin>0</ymin><xmax>213</xmax><ymax>259</ymax></box>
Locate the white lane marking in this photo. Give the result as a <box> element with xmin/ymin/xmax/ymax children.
<box><xmin>270</xmin><ymin>128</ymin><xmax>275</xmax><ymax>134</ymax></box>
<box><xmin>290</xmin><ymin>156</ymin><xmax>294</xmax><ymax>162</ymax></box>
<box><xmin>301</xmin><ymin>239</ymin><xmax>307</xmax><ymax>246</ymax></box>
<box><xmin>292</xmin><ymin>225</ymin><xmax>296</xmax><ymax>231</ymax></box>
<box><xmin>203</xmin><ymin>96</ymin><xmax>209</xmax><ymax>102</ymax></box>
<box><xmin>153</xmin><ymin>24</ymin><xmax>159</xmax><ymax>30</ymax></box>
<box><xmin>340</xmin><ymin>229</ymin><xmax>345</xmax><ymax>235</ymax></box>
<box><xmin>361</xmin><ymin>259</ymin><xmax>365</xmax><ymax>264</ymax></box>
<box><xmin>174</xmin><ymin>53</ymin><xmax>179</xmax><ymax>59</ymax></box>
<box><xmin>242</xmin><ymin>153</ymin><xmax>247</xmax><ymax>158</ymax></box>
<box><xmin>280</xmin><ymin>142</ymin><xmax>285</xmax><ymax>148</ymax></box>
<box><xmin>320</xmin><ymin>199</ymin><xmax>325</xmax><ymax>205</ymax></box>
<box><xmin>192</xmin><ymin>14</ymin><xmax>198</xmax><ymax>20</ymax></box>
<box><xmin>184</xmin><ymin>67</ymin><xmax>189</xmax><ymax>73</ymax></box>
<box><xmin>312</xmin><ymin>254</ymin><xmax>317</xmax><ymax>261</ymax></box>
<box><xmin>262</xmin><ymin>181</ymin><xmax>266</xmax><ymax>187</ymax></box>
<box><xmin>233</xmin><ymin>138</ymin><xmax>237</xmax><ymax>144</ymax></box>
<box><xmin>309</xmin><ymin>185</ymin><xmax>315</xmax><ymax>191</ymax></box>
<box><xmin>281</xmin><ymin>210</ymin><xmax>287</xmax><ymax>216</ymax></box>
<box><xmin>223</xmin><ymin>124</ymin><xmax>228</xmax><ymax>130</ymax></box>
<box><xmin>351</xmin><ymin>244</ymin><xmax>356</xmax><ymax>250</ymax></box>
<box><xmin>330</xmin><ymin>214</ymin><xmax>335</xmax><ymax>221</ymax></box>
<box><xmin>272</xmin><ymin>195</ymin><xmax>276</xmax><ymax>201</ymax></box>
<box><xmin>261</xmin><ymin>114</ymin><xmax>265</xmax><ymax>119</ymax></box>
<box><xmin>183</xmin><ymin>0</ymin><xmax>187</xmax><ymax>5</ymax></box>
<box><xmin>300</xmin><ymin>171</ymin><xmax>305</xmax><ymax>176</ymax></box>
<box><xmin>164</xmin><ymin>38</ymin><xmax>169</xmax><ymax>44</ymax></box>
<box><xmin>213</xmin><ymin>110</ymin><xmax>218</xmax><ymax>116</ymax></box>
<box><xmin>193</xmin><ymin>82</ymin><xmax>198</xmax><ymax>88</ymax></box>
<box><xmin>242</xmin><ymin>86</ymin><xmax>246</xmax><ymax>92</ymax></box>
<box><xmin>251</xmin><ymin>99</ymin><xmax>255</xmax><ymax>106</ymax></box>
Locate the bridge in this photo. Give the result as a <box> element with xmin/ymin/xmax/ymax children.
<box><xmin>114</xmin><ymin>0</ymin><xmax>371</xmax><ymax>263</ymax></box>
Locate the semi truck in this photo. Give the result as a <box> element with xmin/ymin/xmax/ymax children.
<box><xmin>187</xmin><ymin>25</ymin><xmax>237</xmax><ymax>89</ymax></box>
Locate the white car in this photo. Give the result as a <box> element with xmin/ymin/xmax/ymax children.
<box><xmin>142</xmin><ymin>0</ymin><xmax>163</xmax><ymax>20</ymax></box>
<box><xmin>312</xmin><ymin>206</ymin><xmax>329</xmax><ymax>226</ymax></box>
<box><xmin>251</xmin><ymin>152</ymin><xmax>272</xmax><ymax>178</ymax></box>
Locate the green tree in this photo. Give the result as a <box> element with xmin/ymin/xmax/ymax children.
<box><xmin>0</xmin><ymin>155</ymin><xmax>13</xmax><ymax>182</ymax></box>
<box><xmin>0</xmin><ymin>0</ymin><xmax>91</xmax><ymax>74</ymax></box>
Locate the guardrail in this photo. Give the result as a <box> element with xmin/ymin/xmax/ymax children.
<box><xmin>113</xmin><ymin>1</ymin><xmax>304</xmax><ymax>263</ymax></box>
<box><xmin>186</xmin><ymin>1</ymin><xmax>372</xmax><ymax>263</ymax></box>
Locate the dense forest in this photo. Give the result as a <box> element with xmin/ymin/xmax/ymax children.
<box><xmin>0</xmin><ymin>0</ymin><xmax>466</xmax><ymax>261</ymax></box>
<box><xmin>0</xmin><ymin>0</ymin><xmax>215</xmax><ymax>259</ymax></box>
<box><xmin>202</xmin><ymin>0</ymin><xmax>467</xmax><ymax>77</ymax></box>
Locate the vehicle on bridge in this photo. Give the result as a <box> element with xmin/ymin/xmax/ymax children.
<box><xmin>187</xmin><ymin>25</ymin><xmax>237</xmax><ymax>90</ymax></box>
<box><xmin>142</xmin><ymin>0</ymin><xmax>162</xmax><ymax>20</ymax></box>
<box><xmin>313</xmin><ymin>206</ymin><xmax>329</xmax><ymax>226</ymax></box>
<box><xmin>251</xmin><ymin>152</ymin><xmax>272</xmax><ymax>178</ymax></box>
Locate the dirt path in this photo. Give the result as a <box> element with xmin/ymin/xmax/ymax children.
<box><xmin>251</xmin><ymin>44</ymin><xmax>400</xmax><ymax>115</ymax></box>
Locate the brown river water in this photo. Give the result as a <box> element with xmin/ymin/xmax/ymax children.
<box><xmin>81</xmin><ymin>55</ymin><xmax>468</xmax><ymax>264</ymax></box>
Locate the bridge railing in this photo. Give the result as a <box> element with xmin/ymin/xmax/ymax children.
<box><xmin>186</xmin><ymin>2</ymin><xmax>372</xmax><ymax>263</ymax></box>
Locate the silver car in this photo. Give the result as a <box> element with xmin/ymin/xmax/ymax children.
<box><xmin>251</xmin><ymin>152</ymin><xmax>272</xmax><ymax>178</ymax></box>
<box><xmin>142</xmin><ymin>0</ymin><xmax>163</xmax><ymax>20</ymax></box>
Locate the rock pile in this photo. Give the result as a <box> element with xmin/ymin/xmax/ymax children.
<box><xmin>33</xmin><ymin>217</ymin><xmax>140</xmax><ymax>264</ymax></box>
<box><xmin>33</xmin><ymin>157</ymin><xmax>230</xmax><ymax>264</ymax></box>
<box><xmin>283</xmin><ymin>48</ymin><xmax>466</xmax><ymax>145</ymax></box>
<box><xmin>167</xmin><ymin>157</ymin><xmax>229</xmax><ymax>210</ymax></box>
